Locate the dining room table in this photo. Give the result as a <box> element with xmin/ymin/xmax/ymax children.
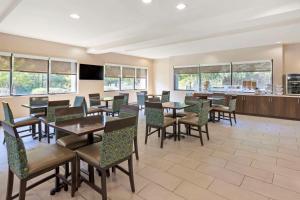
<box><xmin>162</xmin><ymin>102</ymin><xmax>191</xmax><ymax>118</ymax></box>
<box><xmin>22</xmin><ymin>104</ymin><xmax>48</xmax><ymax>114</ymax></box>
<box><xmin>100</xmin><ymin>97</ymin><xmax>114</xmax><ymax>108</ymax></box>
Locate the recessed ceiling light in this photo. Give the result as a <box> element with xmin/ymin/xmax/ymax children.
<box><xmin>176</xmin><ymin>3</ymin><xmax>186</xmax><ymax>10</ymax></box>
<box><xmin>70</xmin><ymin>13</ymin><xmax>80</xmax><ymax>19</ymax></box>
<box><xmin>142</xmin><ymin>0</ymin><xmax>152</xmax><ymax>4</ymax></box>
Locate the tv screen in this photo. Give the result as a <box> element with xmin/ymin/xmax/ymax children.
<box><xmin>79</xmin><ymin>64</ymin><xmax>104</xmax><ymax>80</ymax></box>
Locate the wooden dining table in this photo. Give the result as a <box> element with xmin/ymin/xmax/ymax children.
<box><xmin>100</xmin><ymin>97</ymin><xmax>114</xmax><ymax>108</ymax></box>
<box><xmin>162</xmin><ymin>102</ymin><xmax>191</xmax><ymax>118</ymax></box>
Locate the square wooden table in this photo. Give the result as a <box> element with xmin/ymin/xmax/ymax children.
<box><xmin>162</xmin><ymin>102</ymin><xmax>191</xmax><ymax>118</ymax></box>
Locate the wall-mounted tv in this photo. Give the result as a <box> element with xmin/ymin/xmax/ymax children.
<box><xmin>79</xmin><ymin>64</ymin><xmax>104</xmax><ymax>80</ymax></box>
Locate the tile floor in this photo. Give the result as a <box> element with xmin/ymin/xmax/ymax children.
<box><xmin>1</xmin><ymin>113</ymin><xmax>300</xmax><ymax>200</ymax></box>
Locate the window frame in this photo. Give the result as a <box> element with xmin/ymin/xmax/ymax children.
<box><xmin>173</xmin><ymin>60</ymin><xmax>273</xmax><ymax>92</ymax></box>
<box><xmin>0</xmin><ymin>51</ymin><xmax>78</xmax><ymax>97</ymax></box>
<box><xmin>104</xmin><ymin>64</ymin><xmax>148</xmax><ymax>92</ymax></box>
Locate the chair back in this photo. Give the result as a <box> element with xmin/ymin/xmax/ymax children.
<box><xmin>119</xmin><ymin>105</ymin><xmax>139</xmax><ymax>136</ymax></box>
<box><xmin>100</xmin><ymin>116</ymin><xmax>136</xmax><ymax>168</ymax></box>
<box><xmin>120</xmin><ymin>93</ymin><xmax>129</xmax><ymax>105</ymax></box>
<box><xmin>212</xmin><ymin>93</ymin><xmax>225</xmax><ymax>105</ymax></box>
<box><xmin>47</xmin><ymin>100</ymin><xmax>70</xmax><ymax>122</ymax></box>
<box><xmin>140</xmin><ymin>91</ymin><xmax>148</xmax><ymax>95</ymax></box>
<box><xmin>2</xmin><ymin>121</ymin><xmax>29</xmax><ymax>179</ymax></box>
<box><xmin>137</xmin><ymin>92</ymin><xmax>147</xmax><ymax>106</ymax></box>
<box><xmin>112</xmin><ymin>95</ymin><xmax>125</xmax><ymax>112</ymax></box>
<box><xmin>198</xmin><ymin>100</ymin><xmax>210</xmax><ymax>126</ymax></box>
<box><xmin>55</xmin><ymin>106</ymin><xmax>84</xmax><ymax>140</ymax></box>
<box><xmin>73</xmin><ymin>96</ymin><xmax>89</xmax><ymax>116</ymax></box>
<box><xmin>29</xmin><ymin>96</ymin><xmax>48</xmax><ymax>115</ymax></box>
<box><xmin>184</xmin><ymin>96</ymin><xmax>202</xmax><ymax>113</ymax></box>
<box><xmin>161</xmin><ymin>91</ymin><xmax>170</xmax><ymax>103</ymax></box>
<box><xmin>89</xmin><ymin>93</ymin><xmax>101</xmax><ymax>107</ymax></box>
<box><xmin>2</xmin><ymin>102</ymin><xmax>14</xmax><ymax>124</ymax></box>
<box><xmin>228</xmin><ymin>98</ymin><xmax>237</xmax><ymax>112</ymax></box>
<box><xmin>145</xmin><ymin>102</ymin><xmax>164</xmax><ymax>127</ymax></box>
<box><xmin>148</xmin><ymin>97</ymin><xmax>161</xmax><ymax>102</ymax></box>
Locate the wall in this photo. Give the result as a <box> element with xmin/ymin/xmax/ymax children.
<box><xmin>0</xmin><ymin>33</ymin><xmax>153</xmax><ymax>119</ymax></box>
<box><xmin>153</xmin><ymin>45</ymin><xmax>284</xmax><ymax>102</ymax></box>
<box><xmin>283</xmin><ymin>44</ymin><xmax>300</xmax><ymax>74</ymax></box>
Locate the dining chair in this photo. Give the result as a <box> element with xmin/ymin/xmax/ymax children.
<box><xmin>29</xmin><ymin>96</ymin><xmax>48</xmax><ymax>117</ymax></box>
<box><xmin>40</xmin><ymin>100</ymin><xmax>70</xmax><ymax>143</ymax></box>
<box><xmin>74</xmin><ymin>96</ymin><xmax>103</xmax><ymax>116</ymax></box>
<box><xmin>119</xmin><ymin>105</ymin><xmax>140</xmax><ymax>160</ymax></box>
<box><xmin>177</xmin><ymin>100</ymin><xmax>210</xmax><ymax>145</ymax></box>
<box><xmin>145</xmin><ymin>102</ymin><xmax>176</xmax><ymax>148</ymax></box>
<box><xmin>76</xmin><ymin>116</ymin><xmax>136</xmax><ymax>200</ymax></box>
<box><xmin>2</xmin><ymin>120</ymin><xmax>76</xmax><ymax>200</ymax></box>
<box><xmin>2</xmin><ymin>101</ymin><xmax>42</xmax><ymax>141</ymax></box>
<box><xmin>213</xmin><ymin>97</ymin><xmax>237</xmax><ymax>126</ymax></box>
<box><xmin>137</xmin><ymin>92</ymin><xmax>148</xmax><ymax>110</ymax></box>
<box><xmin>101</xmin><ymin>95</ymin><xmax>125</xmax><ymax>116</ymax></box>
<box><xmin>88</xmin><ymin>93</ymin><xmax>106</xmax><ymax>108</ymax></box>
<box><xmin>120</xmin><ymin>92</ymin><xmax>129</xmax><ymax>105</ymax></box>
<box><xmin>161</xmin><ymin>91</ymin><xmax>170</xmax><ymax>103</ymax></box>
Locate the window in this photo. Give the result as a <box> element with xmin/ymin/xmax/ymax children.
<box><xmin>200</xmin><ymin>64</ymin><xmax>231</xmax><ymax>91</ymax></box>
<box><xmin>232</xmin><ymin>60</ymin><xmax>272</xmax><ymax>90</ymax></box>
<box><xmin>12</xmin><ymin>55</ymin><xmax>48</xmax><ymax>95</ymax></box>
<box><xmin>121</xmin><ymin>67</ymin><xmax>135</xmax><ymax>90</ymax></box>
<box><xmin>104</xmin><ymin>65</ymin><xmax>121</xmax><ymax>91</ymax></box>
<box><xmin>50</xmin><ymin>60</ymin><xmax>77</xmax><ymax>93</ymax></box>
<box><xmin>174</xmin><ymin>66</ymin><xmax>199</xmax><ymax>90</ymax></box>
<box><xmin>0</xmin><ymin>54</ymin><xmax>11</xmax><ymax>96</ymax></box>
<box><xmin>135</xmin><ymin>68</ymin><xmax>147</xmax><ymax>90</ymax></box>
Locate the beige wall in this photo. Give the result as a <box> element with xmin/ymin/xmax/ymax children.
<box><xmin>153</xmin><ymin>45</ymin><xmax>285</xmax><ymax>102</ymax></box>
<box><xmin>283</xmin><ymin>44</ymin><xmax>300</xmax><ymax>74</ymax></box>
<box><xmin>0</xmin><ymin>33</ymin><xmax>153</xmax><ymax>119</ymax></box>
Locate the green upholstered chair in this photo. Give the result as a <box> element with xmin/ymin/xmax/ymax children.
<box><xmin>101</xmin><ymin>95</ymin><xmax>125</xmax><ymax>116</ymax></box>
<box><xmin>29</xmin><ymin>96</ymin><xmax>48</xmax><ymax>117</ymax></box>
<box><xmin>73</xmin><ymin>96</ymin><xmax>103</xmax><ymax>116</ymax></box>
<box><xmin>2</xmin><ymin>120</ymin><xmax>76</xmax><ymax>200</ymax></box>
<box><xmin>161</xmin><ymin>91</ymin><xmax>170</xmax><ymax>103</ymax></box>
<box><xmin>2</xmin><ymin>101</ymin><xmax>41</xmax><ymax>141</ymax></box>
<box><xmin>120</xmin><ymin>92</ymin><xmax>129</xmax><ymax>105</ymax></box>
<box><xmin>76</xmin><ymin>116</ymin><xmax>136</xmax><ymax>200</ymax></box>
<box><xmin>119</xmin><ymin>105</ymin><xmax>139</xmax><ymax>160</ymax></box>
<box><xmin>136</xmin><ymin>92</ymin><xmax>148</xmax><ymax>110</ymax></box>
<box><xmin>88</xmin><ymin>93</ymin><xmax>106</xmax><ymax>108</ymax></box>
<box><xmin>145</xmin><ymin>102</ymin><xmax>176</xmax><ymax>148</ymax></box>
<box><xmin>178</xmin><ymin>100</ymin><xmax>210</xmax><ymax>145</ymax></box>
<box><xmin>212</xmin><ymin>97</ymin><xmax>237</xmax><ymax>126</ymax></box>
<box><xmin>39</xmin><ymin>100</ymin><xmax>69</xmax><ymax>143</ymax></box>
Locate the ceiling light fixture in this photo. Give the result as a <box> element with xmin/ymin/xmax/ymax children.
<box><xmin>142</xmin><ymin>0</ymin><xmax>152</xmax><ymax>4</ymax></box>
<box><xmin>70</xmin><ymin>13</ymin><xmax>80</xmax><ymax>19</ymax></box>
<box><xmin>176</xmin><ymin>3</ymin><xmax>186</xmax><ymax>10</ymax></box>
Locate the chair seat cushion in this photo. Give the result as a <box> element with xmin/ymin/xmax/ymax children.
<box><xmin>76</xmin><ymin>143</ymin><xmax>101</xmax><ymax>167</ymax></box>
<box><xmin>101</xmin><ymin>107</ymin><xmax>113</xmax><ymax>113</ymax></box>
<box><xmin>163</xmin><ymin>117</ymin><xmax>176</xmax><ymax>127</ymax></box>
<box><xmin>14</xmin><ymin>116</ymin><xmax>39</xmax><ymax>127</ymax></box>
<box><xmin>57</xmin><ymin>134</ymin><xmax>102</xmax><ymax>150</ymax></box>
<box><xmin>213</xmin><ymin>105</ymin><xmax>230</xmax><ymax>112</ymax></box>
<box><xmin>178</xmin><ymin>116</ymin><xmax>199</xmax><ymax>126</ymax></box>
<box><xmin>27</xmin><ymin>144</ymin><xmax>75</xmax><ymax>176</ymax></box>
<box><xmin>87</xmin><ymin>107</ymin><xmax>103</xmax><ymax>114</ymax></box>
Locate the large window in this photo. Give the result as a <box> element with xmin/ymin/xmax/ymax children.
<box><xmin>50</xmin><ymin>60</ymin><xmax>77</xmax><ymax>93</ymax></box>
<box><xmin>174</xmin><ymin>66</ymin><xmax>199</xmax><ymax>90</ymax></box>
<box><xmin>12</xmin><ymin>55</ymin><xmax>48</xmax><ymax>95</ymax></box>
<box><xmin>104</xmin><ymin>65</ymin><xmax>147</xmax><ymax>91</ymax></box>
<box><xmin>0</xmin><ymin>54</ymin><xmax>11</xmax><ymax>96</ymax></box>
<box><xmin>0</xmin><ymin>52</ymin><xmax>78</xmax><ymax>96</ymax></box>
<box><xmin>232</xmin><ymin>61</ymin><xmax>272</xmax><ymax>90</ymax></box>
<box><xmin>122</xmin><ymin>67</ymin><xmax>135</xmax><ymax>90</ymax></box>
<box><xmin>135</xmin><ymin>68</ymin><xmax>147</xmax><ymax>90</ymax></box>
<box><xmin>104</xmin><ymin>65</ymin><xmax>121</xmax><ymax>91</ymax></box>
<box><xmin>174</xmin><ymin>60</ymin><xmax>273</xmax><ymax>92</ymax></box>
<box><xmin>200</xmin><ymin>64</ymin><xmax>231</xmax><ymax>91</ymax></box>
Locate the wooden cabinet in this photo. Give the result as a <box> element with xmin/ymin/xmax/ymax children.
<box><xmin>236</xmin><ymin>95</ymin><xmax>300</xmax><ymax>120</ymax></box>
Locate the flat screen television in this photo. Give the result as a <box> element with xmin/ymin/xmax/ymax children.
<box><xmin>79</xmin><ymin>64</ymin><xmax>104</xmax><ymax>80</ymax></box>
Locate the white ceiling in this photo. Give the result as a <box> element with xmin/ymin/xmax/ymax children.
<box><xmin>1</xmin><ymin>0</ymin><xmax>300</xmax><ymax>59</ymax></box>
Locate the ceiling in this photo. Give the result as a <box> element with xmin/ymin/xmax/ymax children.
<box><xmin>1</xmin><ymin>0</ymin><xmax>300</xmax><ymax>59</ymax></box>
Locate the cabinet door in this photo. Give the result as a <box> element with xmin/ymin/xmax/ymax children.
<box><xmin>270</xmin><ymin>97</ymin><xmax>285</xmax><ymax>118</ymax></box>
<box><xmin>297</xmin><ymin>98</ymin><xmax>300</xmax><ymax>120</ymax></box>
<box><xmin>236</xmin><ymin>96</ymin><xmax>245</xmax><ymax>113</ymax></box>
<box><xmin>244</xmin><ymin>96</ymin><xmax>257</xmax><ymax>115</ymax></box>
<box><xmin>256</xmin><ymin>96</ymin><xmax>271</xmax><ymax>116</ymax></box>
<box><xmin>283</xmin><ymin>97</ymin><xmax>300</xmax><ymax>119</ymax></box>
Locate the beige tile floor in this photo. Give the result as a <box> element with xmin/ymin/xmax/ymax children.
<box><xmin>1</xmin><ymin>113</ymin><xmax>300</xmax><ymax>200</ymax></box>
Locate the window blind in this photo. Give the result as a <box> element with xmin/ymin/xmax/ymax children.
<box><xmin>122</xmin><ymin>67</ymin><xmax>135</xmax><ymax>78</ymax></box>
<box><xmin>232</xmin><ymin>61</ymin><xmax>272</xmax><ymax>72</ymax></box>
<box><xmin>174</xmin><ymin>67</ymin><xmax>199</xmax><ymax>74</ymax></box>
<box><xmin>51</xmin><ymin>60</ymin><xmax>77</xmax><ymax>75</ymax></box>
<box><xmin>0</xmin><ymin>55</ymin><xmax>11</xmax><ymax>71</ymax></box>
<box><xmin>136</xmin><ymin>68</ymin><xmax>147</xmax><ymax>78</ymax></box>
<box><xmin>13</xmin><ymin>57</ymin><xmax>48</xmax><ymax>73</ymax></box>
<box><xmin>199</xmin><ymin>64</ymin><xmax>231</xmax><ymax>73</ymax></box>
<box><xmin>105</xmin><ymin>65</ymin><xmax>121</xmax><ymax>77</ymax></box>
